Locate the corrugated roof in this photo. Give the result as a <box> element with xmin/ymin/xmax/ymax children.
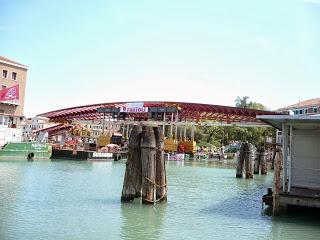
<box><xmin>279</xmin><ymin>98</ymin><xmax>320</xmax><ymax>110</ymax></box>
<box><xmin>257</xmin><ymin>115</ymin><xmax>320</xmax><ymax>130</ymax></box>
<box><xmin>0</xmin><ymin>56</ymin><xmax>27</xmax><ymax>69</ymax></box>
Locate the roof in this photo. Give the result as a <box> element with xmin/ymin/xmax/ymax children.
<box><xmin>38</xmin><ymin>101</ymin><xmax>283</xmax><ymax>124</ymax></box>
<box><xmin>257</xmin><ymin>115</ymin><xmax>320</xmax><ymax>130</ymax></box>
<box><xmin>35</xmin><ymin>123</ymin><xmax>72</xmax><ymax>135</ymax></box>
<box><xmin>0</xmin><ymin>56</ymin><xmax>28</xmax><ymax>69</ymax></box>
<box><xmin>279</xmin><ymin>98</ymin><xmax>320</xmax><ymax>111</ymax></box>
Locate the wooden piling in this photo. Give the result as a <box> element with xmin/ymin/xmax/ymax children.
<box><xmin>236</xmin><ymin>143</ymin><xmax>245</xmax><ymax>178</ymax></box>
<box><xmin>141</xmin><ymin>126</ymin><xmax>157</xmax><ymax>204</ymax></box>
<box><xmin>121</xmin><ymin>125</ymin><xmax>143</xmax><ymax>202</ymax></box>
<box><xmin>254</xmin><ymin>146</ymin><xmax>261</xmax><ymax>174</ymax></box>
<box><xmin>271</xmin><ymin>146</ymin><xmax>276</xmax><ymax>170</ymax></box>
<box><xmin>154</xmin><ymin>126</ymin><xmax>167</xmax><ymax>202</ymax></box>
<box><xmin>245</xmin><ymin>143</ymin><xmax>254</xmax><ymax>179</ymax></box>
<box><xmin>273</xmin><ymin>147</ymin><xmax>282</xmax><ymax>216</ymax></box>
<box><xmin>260</xmin><ymin>146</ymin><xmax>267</xmax><ymax>175</ymax></box>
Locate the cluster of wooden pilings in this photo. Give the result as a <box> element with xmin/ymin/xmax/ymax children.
<box><xmin>236</xmin><ymin>143</ymin><xmax>268</xmax><ymax>178</ymax></box>
<box><xmin>121</xmin><ymin>125</ymin><xmax>167</xmax><ymax>204</ymax></box>
<box><xmin>254</xmin><ymin>146</ymin><xmax>267</xmax><ymax>175</ymax></box>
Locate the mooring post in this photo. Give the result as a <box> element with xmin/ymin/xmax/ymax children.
<box><xmin>141</xmin><ymin>126</ymin><xmax>157</xmax><ymax>204</ymax></box>
<box><xmin>271</xmin><ymin>147</ymin><xmax>276</xmax><ymax>170</ymax></box>
<box><xmin>260</xmin><ymin>146</ymin><xmax>267</xmax><ymax>175</ymax></box>
<box><xmin>273</xmin><ymin>147</ymin><xmax>282</xmax><ymax>215</ymax></box>
<box><xmin>236</xmin><ymin>142</ymin><xmax>245</xmax><ymax>178</ymax></box>
<box><xmin>254</xmin><ymin>146</ymin><xmax>261</xmax><ymax>174</ymax></box>
<box><xmin>154</xmin><ymin>126</ymin><xmax>167</xmax><ymax>202</ymax></box>
<box><xmin>245</xmin><ymin>143</ymin><xmax>254</xmax><ymax>179</ymax></box>
<box><xmin>121</xmin><ymin>125</ymin><xmax>143</xmax><ymax>202</ymax></box>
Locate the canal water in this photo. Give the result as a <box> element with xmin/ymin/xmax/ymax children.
<box><xmin>1</xmin><ymin>160</ymin><xmax>320</xmax><ymax>240</ymax></box>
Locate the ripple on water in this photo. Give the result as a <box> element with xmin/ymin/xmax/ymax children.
<box><xmin>1</xmin><ymin>160</ymin><xmax>320</xmax><ymax>240</ymax></box>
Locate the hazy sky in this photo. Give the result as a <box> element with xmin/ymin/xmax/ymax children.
<box><xmin>1</xmin><ymin>0</ymin><xmax>320</xmax><ymax>117</ymax></box>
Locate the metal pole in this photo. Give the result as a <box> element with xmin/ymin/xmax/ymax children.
<box><xmin>170</xmin><ymin>113</ymin><xmax>173</xmax><ymax>138</ymax></box>
<box><xmin>184</xmin><ymin>122</ymin><xmax>187</xmax><ymax>141</ymax></box>
<box><xmin>174</xmin><ymin>111</ymin><xmax>178</xmax><ymax>140</ymax></box>
<box><xmin>191</xmin><ymin>124</ymin><xmax>195</xmax><ymax>141</ymax></box>
<box><xmin>288</xmin><ymin>125</ymin><xmax>293</xmax><ymax>193</ymax></box>
<box><xmin>163</xmin><ymin>113</ymin><xmax>166</xmax><ymax>136</ymax></box>
<box><xmin>282</xmin><ymin>123</ymin><xmax>288</xmax><ymax>193</ymax></box>
<box><xmin>126</xmin><ymin>124</ymin><xmax>129</xmax><ymax>140</ymax></box>
<box><xmin>102</xmin><ymin>112</ymin><xmax>105</xmax><ymax>134</ymax></box>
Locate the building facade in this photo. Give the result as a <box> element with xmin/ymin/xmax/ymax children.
<box><xmin>278</xmin><ymin>98</ymin><xmax>320</xmax><ymax>116</ymax></box>
<box><xmin>22</xmin><ymin>116</ymin><xmax>55</xmax><ymax>141</ymax></box>
<box><xmin>0</xmin><ymin>56</ymin><xmax>28</xmax><ymax>127</ymax></box>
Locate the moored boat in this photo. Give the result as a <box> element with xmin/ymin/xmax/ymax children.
<box><xmin>0</xmin><ymin>142</ymin><xmax>52</xmax><ymax>160</ymax></box>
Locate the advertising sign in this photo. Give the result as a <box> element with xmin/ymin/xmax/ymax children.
<box><xmin>120</xmin><ymin>102</ymin><xmax>148</xmax><ymax>113</ymax></box>
<box><xmin>0</xmin><ymin>84</ymin><xmax>19</xmax><ymax>102</ymax></box>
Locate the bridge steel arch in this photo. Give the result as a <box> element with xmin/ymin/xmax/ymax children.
<box><xmin>38</xmin><ymin>101</ymin><xmax>282</xmax><ymax>125</ymax></box>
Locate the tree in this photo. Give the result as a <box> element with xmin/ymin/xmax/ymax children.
<box><xmin>235</xmin><ymin>96</ymin><xmax>268</xmax><ymax>111</ymax></box>
<box><xmin>194</xmin><ymin>97</ymin><xmax>275</xmax><ymax>147</ymax></box>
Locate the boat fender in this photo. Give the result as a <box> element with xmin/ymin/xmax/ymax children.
<box><xmin>27</xmin><ymin>152</ymin><xmax>35</xmax><ymax>161</ymax></box>
<box><xmin>114</xmin><ymin>154</ymin><xmax>121</xmax><ymax>161</ymax></box>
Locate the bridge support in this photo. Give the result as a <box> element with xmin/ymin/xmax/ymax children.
<box><xmin>121</xmin><ymin>124</ymin><xmax>167</xmax><ymax>204</ymax></box>
<box><xmin>121</xmin><ymin>125</ymin><xmax>142</xmax><ymax>201</ymax></box>
<box><xmin>236</xmin><ymin>142</ymin><xmax>254</xmax><ymax>178</ymax></box>
<box><xmin>254</xmin><ymin>146</ymin><xmax>268</xmax><ymax>175</ymax></box>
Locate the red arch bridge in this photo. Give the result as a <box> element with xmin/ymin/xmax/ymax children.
<box><xmin>38</xmin><ymin>101</ymin><xmax>283</xmax><ymax>138</ymax></box>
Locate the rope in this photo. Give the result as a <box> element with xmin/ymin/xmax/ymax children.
<box><xmin>126</xmin><ymin>159</ymin><xmax>167</xmax><ymax>203</ymax></box>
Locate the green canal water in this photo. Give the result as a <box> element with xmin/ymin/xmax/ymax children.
<box><xmin>1</xmin><ymin>160</ymin><xmax>320</xmax><ymax>240</ymax></box>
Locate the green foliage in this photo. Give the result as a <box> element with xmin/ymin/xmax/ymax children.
<box><xmin>235</xmin><ymin>96</ymin><xmax>268</xmax><ymax>110</ymax></box>
<box><xmin>195</xmin><ymin>126</ymin><xmax>274</xmax><ymax>147</ymax></box>
<box><xmin>195</xmin><ymin>97</ymin><xmax>275</xmax><ymax>147</ymax></box>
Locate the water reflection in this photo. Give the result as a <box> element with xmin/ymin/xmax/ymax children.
<box><xmin>270</xmin><ymin>213</ymin><xmax>320</xmax><ymax>240</ymax></box>
<box><xmin>120</xmin><ymin>200</ymin><xmax>166</xmax><ymax>240</ymax></box>
<box><xmin>0</xmin><ymin>162</ymin><xmax>22</xmax><ymax>240</ymax></box>
<box><xmin>2</xmin><ymin>160</ymin><xmax>320</xmax><ymax>239</ymax></box>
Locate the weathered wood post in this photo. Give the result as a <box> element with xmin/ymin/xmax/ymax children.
<box><xmin>154</xmin><ymin>126</ymin><xmax>167</xmax><ymax>202</ymax></box>
<box><xmin>254</xmin><ymin>146</ymin><xmax>261</xmax><ymax>174</ymax></box>
<box><xmin>121</xmin><ymin>125</ymin><xmax>143</xmax><ymax>202</ymax></box>
<box><xmin>245</xmin><ymin>143</ymin><xmax>254</xmax><ymax>179</ymax></box>
<box><xmin>236</xmin><ymin>142</ymin><xmax>245</xmax><ymax>178</ymax></box>
<box><xmin>271</xmin><ymin>147</ymin><xmax>276</xmax><ymax>170</ymax></box>
<box><xmin>273</xmin><ymin>147</ymin><xmax>282</xmax><ymax>215</ymax></box>
<box><xmin>141</xmin><ymin>126</ymin><xmax>157</xmax><ymax>204</ymax></box>
<box><xmin>260</xmin><ymin>146</ymin><xmax>267</xmax><ymax>175</ymax></box>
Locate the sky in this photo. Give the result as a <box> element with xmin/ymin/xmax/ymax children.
<box><xmin>1</xmin><ymin>0</ymin><xmax>320</xmax><ymax>117</ymax></box>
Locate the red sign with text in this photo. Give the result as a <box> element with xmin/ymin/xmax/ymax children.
<box><xmin>0</xmin><ymin>84</ymin><xmax>19</xmax><ymax>102</ymax></box>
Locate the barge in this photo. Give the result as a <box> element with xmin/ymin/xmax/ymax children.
<box><xmin>0</xmin><ymin>142</ymin><xmax>52</xmax><ymax>160</ymax></box>
<box><xmin>51</xmin><ymin>148</ymin><xmax>127</xmax><ymax>161</ymax></box>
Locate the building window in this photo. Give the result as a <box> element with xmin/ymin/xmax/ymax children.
<box><xmin>299</xmin><ymin>109</ymin><xmax>303</xmax><ymax>115</ymax></box>
<box><xmin>12</xmin><ymin>72</ymin><xmax>17</xmax><ymax>80</ymax></box>
<box><xmin>2</xmin><ymin>70</ymin><xmax>8</xmax><ymax>78</ymax></box>
<box><xmin>314</xmin><ymin>107</ymin><xmax>318</xmax><ymax>113</ymax></box>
